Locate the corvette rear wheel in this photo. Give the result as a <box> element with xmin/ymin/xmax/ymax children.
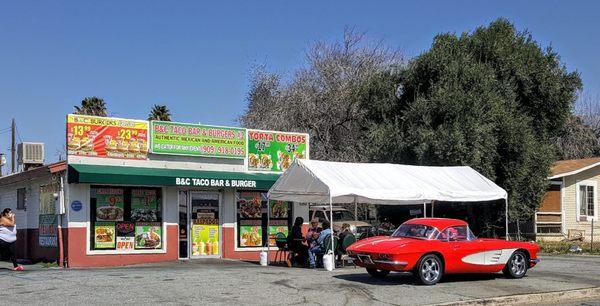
<box><xmin>366</xmin><ymin>268</ymin><xmax>390</xmax><ymax>278</ymax></box>
<box><xmin>503</xmin><ymin>251</ymin><xmax>528</xmax><ymax>279</ymax></box>
<box><xmin>415</xmin><ymin>254</ymin><xmax>443</xmax><ymax>285</ymax></box>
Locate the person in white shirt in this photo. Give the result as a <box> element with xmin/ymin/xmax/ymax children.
<box><xmin>0</xmin><ymin>208</ymin><xmax>23</xmax><ymax>271</ymax></box>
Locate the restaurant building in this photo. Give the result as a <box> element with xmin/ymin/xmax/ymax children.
<box><xmin>0</xmin><ymin>114</ymin><xmax>310</xmax><ymax>267</ymax></box>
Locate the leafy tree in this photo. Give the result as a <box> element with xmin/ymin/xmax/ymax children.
<box><xmin>240</xmin><ymin>29</ymin><xmax>402</xmax><ymax>162</ymax></box>
<box><xmin>74</xmin><ymin>96</ymin><xmax>108</xmax><ymax>116</ymax></box>
<box><xmin>367</xmin><ymin>18</ymin><xmax>582</xmax><ymax>221</ymax></box>
<box><xmin>148</xmin><ymin>104</ymin><xmax>172</xmax><ymax>121</ymax></box>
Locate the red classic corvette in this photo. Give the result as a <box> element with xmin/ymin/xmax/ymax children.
<box><xmin>346</xmin><ymin>218</ymin><xmax>540</xmax><ymax>285</ymax></box>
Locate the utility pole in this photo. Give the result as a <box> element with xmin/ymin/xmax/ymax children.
<box><xmin>11</xmin><ymin>118</ymin><xmax>16</xmax><ymax>173</ymax></box>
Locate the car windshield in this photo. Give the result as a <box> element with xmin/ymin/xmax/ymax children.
<box><xmin>331</xmin><ymin>210</ymin><xmax>355</xmax><ymax>221</ymax></box>
<box><xmin>391</xmin><ymin>224</ymin><xmax>439</xmax><ymax>240</ymax></box>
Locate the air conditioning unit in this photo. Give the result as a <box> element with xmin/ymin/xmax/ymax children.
<box><xmin>18</xmin><ymin>142</ymin><xmax>45</xmax><ymax>165</ymax></box>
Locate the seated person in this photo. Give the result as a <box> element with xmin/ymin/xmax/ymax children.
<box><xmin>306</xmin><ymin>219</ymin><xmax>320</xmax><ymax>245</ymax></box>
<box><xmin>337</xmin><ymin>223</ymin><xmax>351</xmax><ymax>262</ymax></box>
<box><xmin>287</xmin><ymin>217</ymin><xmax>309</xmax><ymax>267</ymax></box>
<box><xmin>308</xmin><ymin>220</ymin><xmax>332</xmax><ymax>268</ymax></box>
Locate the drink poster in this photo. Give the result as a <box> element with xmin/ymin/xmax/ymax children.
<box><xmin>94</xmin><ymin>222</ymin><xmax>116</xmax><ymax>249</ymax></box>
<box><xmin>247</xmin><ymin>130</ymin><xmax>309</xmax><ymax>172</ymax></box>
<box><xmin>95</xmin><ymin>188</ymin><xmax>124</xmax><ymax>222</ymax></box>
<box><xmin>134</xmin><ymin>222</ymin><xmax>162</xmax><ymax>249</ymax></box>
<box><xmin>151</xmin><ymin>121</ymin><xmax>246</xmax><ymax>159</ymax></box>
<box><xmin>131</xmin><ymin>189</ymin><xmax>158</xmax><ymax>222</ymax></box>
<box><xmin>191</xmin><ymin>224</ymin><xmax>219</xmax><ymax>256</ymax></box>
<box><xmin>67</xmin><ymin>114</ymin><xmax>148</xmax><ymax>160</ymax></box>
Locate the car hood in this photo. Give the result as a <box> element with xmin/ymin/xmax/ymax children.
<box><xmin>347</xmin><ymin>236</ymin><xmax>425</xmax><ymax>253</ymax></box>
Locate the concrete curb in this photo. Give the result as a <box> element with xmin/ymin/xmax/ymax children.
<box><xmin>431</xmin><ymin>286</ymin><xmax>600</xmax><ymax>306</ymax></box>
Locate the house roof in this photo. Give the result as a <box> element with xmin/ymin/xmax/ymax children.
<box><xmin>549</xmin><ymin>157</ymin><xmax>600</xmax><ymax>179</ymax></box>
<box><xmin>0</xmin><ymin>161</ymin><xmax>67</xmax><ymax>187</ymax></box>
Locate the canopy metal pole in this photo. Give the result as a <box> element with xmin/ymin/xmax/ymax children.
<box><xmin>431</xmin><ymin>201</ymin><xmax>435</xmax><ymax>217</ymax></box>
<box><xmin>423</xmin><ymin>202</ymin><xmax>427</xmax><ymax>218</ymax></box>
<box><xmin>354</xmin><ymin>198</ymin><xmax>358</xmax><ymax>221</ymax></box>
<box><xmin>267</xmin><ymin>195</ymin><xmax>271</xmax><ymax>264</ymax></box>
<box><xmin>505</xmin><ymin>198</ymin><xmax>509</xmax><ymax>241</ymax></box>
<box><xmin>329</xmin><ymin>195</ymin><xmax>335</xmax><ymax>271</ymax></box>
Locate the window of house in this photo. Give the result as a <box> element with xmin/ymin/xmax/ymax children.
<box><xmin>90</xmin><ymin>186</ymin><xmax>163</xmax><ymax>251</ymax></box>
<box><xmin>17</xmin><ymin>188</ymin><xmax>26</xmax><ymax>210</ymax></box>
<box><xmin>578</xmin><ymin>182</ymin><xmax>596</xmax><ymax>221</ymax></box>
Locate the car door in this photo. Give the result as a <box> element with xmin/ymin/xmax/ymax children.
<box><xmin>440</xmin><ymin>226</ymin><xmax>486</xmax><ymax>273</ymax></box>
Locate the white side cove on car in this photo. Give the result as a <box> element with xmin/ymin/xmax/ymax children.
<box><xmin>461</xmin><ymin>248</ymin><xmax>517</xmax><ymax>265</ymax></box>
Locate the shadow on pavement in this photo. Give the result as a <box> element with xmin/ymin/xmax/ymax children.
<box><xmin>335</xmin><ymin>271</ymin><xmax>504</xmax><ymax>286</ymax></box>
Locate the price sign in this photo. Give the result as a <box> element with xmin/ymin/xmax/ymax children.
<box><xmin>67</xmin><ymin>114</ymin><xmax>149</xmax><ymax>160</ymax></box>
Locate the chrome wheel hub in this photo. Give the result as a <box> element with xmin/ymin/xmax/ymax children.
<box><xmin>421</xmin><ymin>258</ymin><xmax>440</xmax><ymax>282</ymax></box>
<box><xmin>510</xmin><ymin>253</ymin><xmax>526</xmax><ymax>276</ymax></box>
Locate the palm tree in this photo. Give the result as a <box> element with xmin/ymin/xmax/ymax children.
<box><xmin>148</xmin><ymin>105</ymin><xmax>172</xmax><ymax>121</ymax></box>
<box><xmin>74</xmin><ymin>96</ymin><xmax>108</xmax><ymax>116</ymax></box>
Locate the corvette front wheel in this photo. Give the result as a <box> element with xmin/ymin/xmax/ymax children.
<box><xmin>366</xmin><ymin>268</ymin><xmax>390</xmax><ymax>278</ymax></box>
<box><xmin>415</xmin><ymin>254</ymin><xmax>443</xmax><ymax>285</ymax></box>
<box><xmin>503</xmin><ymin>251</ymin><xmax>528</xmax><ymax>279</ymax></box>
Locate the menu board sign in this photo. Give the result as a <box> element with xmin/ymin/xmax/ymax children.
<box><xmin>135</xmin><ymin>222</ymin><xmax>162</xmax><ymax>249</ymax></box>
<box><xmin>39</xmin><ymin>214</ymin><xmax>58</xmax><ymax>247</ymax></box>
<box><xmin>247</xmin><ymin>130</ymin><xmax>308</xmax><ymax>172</ymax></box>
<box><xmin>150</xmin><ymin>121</ymin><xmax>246</xmax><ymax>159</ymax></box>
<box><xmin>131</xmin><ymin>189</ymin><xmax>158</xmax><ymax>222</ymax></box>
<box><xmin>94</xmin><ymin>222</ymin><xmax>116</xmax><ymax>249</ymax></box>
<box><xmin>67</xmin><ymin>114</ymin><xmax>148</xmax><ymax>160</ymax></box>
<box><xmin>95</xmin><ymin>188</ymin><xmax>124</xmax><ymax>222</ymax></box>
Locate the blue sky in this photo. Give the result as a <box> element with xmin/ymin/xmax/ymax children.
<box><xmin>1</xmin><ymin>1</ymin><xmax>599</xmax><ymax>170</ymax></box>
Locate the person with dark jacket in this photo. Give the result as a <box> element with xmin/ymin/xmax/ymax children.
<box><xmin>0</xmin><ymin>208</ymin><xmax>23</xmax><ymax>271</ymax></box>
<box><xmin>287</xmin><ymin>217</ymin><xmax>309</xmax><ymax>267</ymax></box>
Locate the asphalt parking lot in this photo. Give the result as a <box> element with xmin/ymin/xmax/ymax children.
<box><xmin>1</xmin><ymin>255</ymin><xmax>600</xmax><ymax>305</ymax></box>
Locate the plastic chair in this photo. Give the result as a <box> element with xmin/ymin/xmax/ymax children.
<box><xmin>274</xmin><ymin>232</ymin><xmax>289</xmax><ymax>265</ymax></box>
<box><xmin>340</xmin><ymin>233</ymin><xmax>357</xmax><ymax>267</ymax></box>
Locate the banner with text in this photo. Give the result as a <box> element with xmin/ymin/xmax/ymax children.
<box><xmin>67</xmin><ymin>114</ymin><xmax>148</xmax><ymax>160</ymax></box>
<box><xmin>151</xmin><ymin>121</ymin><xmax>246</xmax><ymax>159</ymax></box>
<box><xmin>247</xmin><ymin>130</ymin><xmax>309</xmax><ymax>172</ymax></box>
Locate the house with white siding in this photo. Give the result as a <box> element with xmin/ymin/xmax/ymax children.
<box><xmin>537</xmin><ymin>157</ymin><xmax>600</xmax><ymax>241</ymax></box>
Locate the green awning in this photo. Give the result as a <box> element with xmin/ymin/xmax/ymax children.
<box><xmin>68</xmin><ymin>164</ymin><xmax>280</xmax><ymax>190</ymax></box>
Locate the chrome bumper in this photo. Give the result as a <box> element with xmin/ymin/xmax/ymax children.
<box><xmin>372</xmin><ymin>260</ymin><xmax>408</xmax><ymax>266</ymax></box>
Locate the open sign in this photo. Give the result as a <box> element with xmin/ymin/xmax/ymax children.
<box><xmin>116</xmin><ymin>237</ymin><xmax>135</xmax><ymax>251</ymax></box>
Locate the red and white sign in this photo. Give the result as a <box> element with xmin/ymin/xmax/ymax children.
<box><xmin>116</xmin><ymin>237</ymin><xmax>135</xmax><ymax>251</ymax></box>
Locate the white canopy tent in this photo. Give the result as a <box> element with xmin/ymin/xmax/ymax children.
<box><xmin>267</xmin><ymin>159</ymin><xmax>508</xmax><ymax>268</ymax></box>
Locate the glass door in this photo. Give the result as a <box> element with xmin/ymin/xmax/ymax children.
<box><xmin>189</xmin><ymin>192</ymin><xmax>220</xmax><ymax>258</ymax></box>
<box><xmin>178</xmin><ymin>190</ymin><xmax>188</xmax><ymax>259</ymax></box>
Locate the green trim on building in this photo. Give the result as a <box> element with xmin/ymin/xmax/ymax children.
<box><xmin>68</xmin><ymin>164</ymin><xmax>280</xmax><ymax>189</ymax></box>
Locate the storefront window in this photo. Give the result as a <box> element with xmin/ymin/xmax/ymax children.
<box><xmin>90</xmin><ymin>186</ymin><xmax>163</xmax><ymax>251</ymax></box>
<box><xmin>236</xmin><ymin>192</ymin><xmax>292</xmax><ymax>248</ymax></box>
